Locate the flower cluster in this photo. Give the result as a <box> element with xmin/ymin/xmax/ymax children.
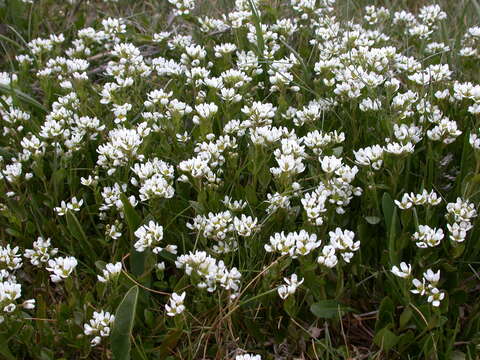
<box><xmin>265</xmin><ymin>230</ymin><xmax>321</xmax><ymax>258</ymax></box>
<box><xmin>411</xmin><ymin>269</ymin><xmax>445</xmax><ymax>307</ymax></box>
<box><xmin>0</xmin><ymin>271</ymin><xmax>35</xmax><ymax>324</ymax></box>
<box><xmin>134</xmin><ymin>221</ymin><xmax>177</xmax><ymax>255</ymax></box>
<box><xmin>24</xmin><ymin>237</ymin><xmax>58</xmax><ymax>266</ymax></box>
<box><xmin>445</xmin><ymin>198</ymin><xmax>477</xmax><ymax>244</ymax></box>
<box><xmin>165</xmin><ymin>292</ymin><xmax>186</xmax><ymax>317</ymax></box>
<box><xmin>0</xmin><ymin>0</ymin><xmax>479</xmax><ymax>357</ymax></box>
<box><xmin>413</xmin><ymin>225</ymin><xmax>444</xmax><ymax>248</ymax></box>
<box><xmin>395</xmin><ymin>190</ymin><xmax>442</xmax><ymax>209</ymax></box>
<box><xmin>46</xmin><ymin>256</ymin><xmax>78</xmax><ymax>283</ymax></box>
<box><xmin>83</xmin><ymin>310</ymin><xmax>115</xmax><ymax>346</ymax></box>
<box><xmin>277</xmin><ymin>273</ymin><xmax>304</xmax><ymax>300</ymax></box>
<box><xmin>97</xmin><ymin>262</ymin><xmax>122</xmax><ymax>283</ymax></box>
<box><xmin>175</xmin><ymin>251</ymin><xmax>241</xmax><ymax>296</ymax></box>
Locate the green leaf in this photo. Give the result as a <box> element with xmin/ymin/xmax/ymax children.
<box><xmin>364</xmin><ymin>216</ymin><xmax>381</xmax><ymax>225</ymax></box>
<box><xmin>66</xmin><ymin>212</ymin><xmax>87</xmax><ymax>243</ymax></box>
<box><xmin>258</xmin><ymin>165</ymin><xmax>271</xmax><ymax>188</ymax></box>
<box><xmin>374</xmin><ymin>327</ymin><xmax>398</xmax><ymax>351</ymax></box>
<box><xmin>382</xmin><ymin>193</ymin><xmax>400</xmax><ymax>264</ymax></box>
<box><xmin>310</xmin><ymin>300</ymin><xmax>351</xmax><ymax>319</ymax></box>
<box><xmin>332</xmin><ymin>146</ymin><xmax>343</xmax><ymax>157</ymax></box>
<box><xmin>0</xmin><ymin>334</ymin><xmax>16</xmax><ymax>360</ymax></box>
<box><xmin>5</xmin><ymin>227</ymin><xmax>24</xmax><ymax>240</ymax></box>
<box><xmin>247</xmin><ymin>0</ymin><xmax>265</xmax><ymax>55</ymax></box>
<box><xmin>244</xmin><ymin>185</ymin><xmax>258</xmax><ymax>205</ymax></box>
<box><xmin>0</xmin><ymin>33</ymin><xmax>22</xmax><ymax>49</ymax></box>
<box><xmin>451</xmin><ymin>351</ymin><xmax>466</xmax><ymax>360</ymax></box>
<box><xmin>120</xmin><ymin>194</ymin><xmax>142</xmax><ymax>233</ymax></box>
<box><xmin>111</xmin><ymin>285</ymin><xmax>139</xmax><ymax>360</ymax></box>
<box><xmin>158</xmin><ymin>329</ymin><xmax>183</xmax><ymax>358</ymax></box>
<box><xmin>302</xmin><ymin>270</ymin><xmax>323</xmax><ymax>301</ymax></box>
<box><xmin>120</xmin><ymin>194</ymin><xmax>144</xmax><ymax>277</ymax></box>
<box><xmin>0</xmin><ymin>83</ymin><xmax>47</xmax><ymax>112</ymax></box>
<box><xmin>375</xmin><ymin>296</ymin><xmax>395</xmax><ymax>331</ymax></box>
<box><xmin>283</xmin><ymin>295</ymin><xmax>297</xmax><ymax>317</ymax></box>
<box><xmin>188</xmin><ymin>201</ymin><xmax>204</xmax><ymax>214</ymax></box>
<box><xmin>399</xmin><ymin>307</ymin><xmax>412</xmax><ymax>330</ymax></box>
<box><xmin>451</xmin><ymin>244</ymin><xmax>465</xmax><ymax>258</ymax></box>
<box><xmin>382</xmin><ymin>193</ymin><xmax>395</xmax><ymax>234</ymax></box>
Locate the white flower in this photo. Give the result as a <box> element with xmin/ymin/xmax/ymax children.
<box><xmin>410</xmin><ymin>268</ymin><xmax>445</xmax><ymax>307</ymax></box>
<box><xmin>277</xmin><ymin>274</ymin><xmax>304</xmax><ymax>300</ymax></box>
<box><xmin>22</xmin><ymin>299</ymin><xmax>36</xmax><ymax>310</ymax></box>
<box><xmin>410</xmin><ymin>278</ymin><xmax>427</xmax><ymax>295</ymax></box>
<box><xmin>165</xmin><ymin>292</ymin><xmax>186</xmax><ymax>316</ymax></box>
<box><xmin>233</xmin><ymin>215</ymin><xmax>258</xmax><ymax>237</ymax></box>
<box><xmin>265</xmin><ymin>230</ymin><xmax>321</xmax><ymax>258</ymax></box>
<box><xmin>175</xmin><ymin>251</ymin><xmax>241</xmax><ymax>293</ymax></box>
<box><xmin>84</xmin><ymin>310</ymin><xmax>115</xmax><ymax>347</ymax></box>
<box><xmin>319</xmin><ymin>155</ymin><xmax>342</xmax><ymax>173</ymax></box>
<box><xmin>391</xmin><ymin>262</ymin><xmax>412</xmax><ymax>278</ymax></box>
<box><xmin>97</xmin><ymin>262</ymin><xmax>122</xmax><ymax>283</ymax></box>
<box><xmin>354</xmin><ymin>145</ymin><xmax>384</xmax><ymax>170</ymax></box>
<box><xmin>0</xmin><ymin>245</ymin><xmax>23</xmax><ymax>271</ymax></box>
<box><xmin>222</xmin><ymin>196</ymin><xmax>248</xmax><ymax>211</ymax></box>
<box><xmin>413</xmin><ymin>225</ymin><xmax>444</xmax><ymax>248</ymax></box>
<box><xmin>329</xmin><ymin>228</ymin><xmax>359</xmax><ymax>253</ymax></box>
<box><xmin>80</xmin><ymin>175</ymin><xmax>99</xmax><ymax>186</ymax></box>
<box><xmin>54</xmin><ymin>197</ymin><xmax>83</xmax><ymax>216</ymax></box>
<box><xmin>470</xmin><ymin>131</ymin><xmax>480</xmax><ymax>150</ymax></box>
<box><xmin>395</xmin><ymin>193</ymin><xmax>413</xmax><ymax>210</ymax></box>
<box><xmin>236</xmin><ymin>354</ymin><xmax>262</xmax><ymax>360</ymax></box>
<box><xmin>427</xmin><ymin>287</ymin><xmax>445</xmax><ymax>307</ymax></box>
<box><xmin>134</xmin><ymin>221</ymin><xmax>164</xmax><ymax>253</ymax></box>
<box><xmin>46</xmin><ymin>256</ymin><xmax>78</xmax><ymax>283</ymax></box>
<box><xmin>447</xmin><ymin>222</ymin><xmax>471</xmax><ymax>243</ymax></box>
<box><xmin>423</xmin><ymin>269</ymin><xmax>440</xmax><ymax>285</ymax></box>
<box><xmin>193</xmin><ymin>103</ymin><xmax>218</xmax><ymax>125</ymax></box>
<box><xmin>24</xmin><ymin>237</ymin><xmax>58</xmax><ymax>266</ymax></box>
<box><xmin>446</xmin><ymin>198</ymin><xmax>477</xmax><ymax>223</ymax></box>
<box><xmin>317</xmin><ymin>245</ymin><xmax>338</xmax><ymax>268</ymax></box>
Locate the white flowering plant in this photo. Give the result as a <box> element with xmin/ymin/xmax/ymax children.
<box><xmin>0</xmin><ymin>0</ymin><xmax>479</xmax><ymax>358</ymax></box>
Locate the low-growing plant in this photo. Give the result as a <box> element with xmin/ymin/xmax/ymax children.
<box><xmin>0</xmin><ymin>0</ymin><xmax>479</xmax><ymax>359</ymax></box>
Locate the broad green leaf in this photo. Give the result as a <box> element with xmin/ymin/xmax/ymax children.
<box><xmin>374</xmin><ymin>327</ymin><xmax>398</xmax><ymax>351</ymax></box>
<box><xmin>120</xmin><ymin>194</ymin><xmax>142</xmax><ymax>232</ymax></box>
<box><xmin>111</xmin><ymin>286</ymin><xmax>139</xmax><ymax>360</ymax></box>
<box><xmin>310</xmin><ymin>300</ymin><xmax>351</xmax><ymax>319</ymax></box>
<box><xmin>375</xmin><ymin>296</ymin><xmax>395</xmax><ymax>331</ymax></box>
<box><xmin>302</xmin><ymin>268</ymin><xmax>323</xmax><ymax>301</ymax></box>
